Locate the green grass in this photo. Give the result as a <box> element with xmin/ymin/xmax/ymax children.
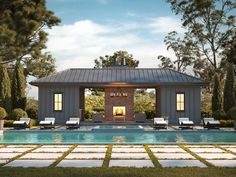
<box><xmin>0</xmin><ymin>167</ymin><xmax>236</xmax><ymax>177</ymax></box>
<box><xmin>102</xmin><ymin>144</ymin><xmax>112</xmax><ymax>168</ymax></box>
<box><xmin>144</xmin><ymin>145</ymin><xmax>161</xmax><ymax>167</ymax></box>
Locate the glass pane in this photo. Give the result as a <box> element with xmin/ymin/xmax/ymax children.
<box><xmin>58</xmin><ymin>103</ymin><xmax>62</xmax><ymax>111</ymax></box>
<box><xmin>58</xmin><ymin>94</ymin><xmax>62</xmax><ymax>103</ymax></box>
<box><xmin>55</xmin><ymin>103</ymin><xmax>59</xmax><ymax>110</ymax></box>
<box><xmin>181</xmin><ymin>103</ymin><xmax>184</xmax><ymax>110</ymax></box>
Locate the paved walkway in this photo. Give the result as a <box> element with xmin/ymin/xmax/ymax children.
<box><xmin>0</xmin><ymin>144</ymin><xmax>236</xmax><ymax>168</ymax></box>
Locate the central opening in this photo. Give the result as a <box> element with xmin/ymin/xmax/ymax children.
<box><xmin>113</xmin><ymin>106</ymin><xmax>126</xmax><ymax>116</ymax></box>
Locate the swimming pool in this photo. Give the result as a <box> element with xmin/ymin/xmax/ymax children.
<box><xmin>0</xmin><ymin>129</ymin><xmax>235</xmax><ymax>144</ymax></box>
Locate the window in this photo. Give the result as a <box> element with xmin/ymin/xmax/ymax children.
<box><xmin>176</xmin><ymin>93</ymin><xmax>185</xmax><ymax>111</ymax></box>
<box><xmin>54</xmin><ymin>93</ymin><xmax>63</xmax><ymax>111</ymax></box>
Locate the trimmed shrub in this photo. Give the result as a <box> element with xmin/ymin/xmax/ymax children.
<box><xmin>212</xmin><ymin>110</ymin><xmax>227</xmax><ymax>120</ymax></box>
<box><xmin>228</xmin><ymin>106</ymin><xmax>236</xmax><ymax>120</ymax></box>
<box><xmin>3</xmin><ymin>120</ymin><xmax>14</xmax><ymax>127</ymax></box>
<box><xmin>219</xmin><ymin>120</ymin><xmax>233</xmax><ymax>127</ymax></box>
<box><xmin>26</xmin><ymin>108</ymin><xmax>38</xmax><ymax>120</ymax></box>
<box><xmin>11</xmin><ymin>108</ymin><xmax>27</xmax><ymax>120</ymax></box>
<box><xmin>30</xmin><ymin>119</ymin><xmax>38</xmax><ymax>127</ymax></box>
<box><xmin>145</xmin><ymin>110</ymin><xmax>156</xmax><ymax>119</ymax></box>
<box><xmin>0</xmin><ymin>107</ymin><xmax>7</xmax><ymax>119</ymax></box>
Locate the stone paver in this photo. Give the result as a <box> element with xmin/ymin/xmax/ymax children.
<box><xmin>184</xmin><ymin>145</ymin><xmax>215</xmax><ymax>148</ymax></box>
<box><xmin>207</xmin><ymin>160</ymin><xmax>236</xmax><ymax>167</ymax></box>
<box><xmin>111</xmin><ymin>153</ymin><xmax>149</xmax><ymax>159</ymax></box>
<box><xmin>7</xmin><ymin>145</ymin><xmax>37</xmax><ymax>148</ymax></box>
<box><xmin>109</xmin><ymin>160</ymin><xmax>154</xmax><ymax>168</ymax></box>
<box><xmin>0</xmin><ymin>148</ymin><xmax>32</xmax><ymax>153</ymax></box>
<box><xmin>66</xmin><ymin>153</ymin><xmax>105</xmax><ymax>159</ymax></box>
<box><xmin>189</xmin><ymin>148</ymin><xmax>225</xmax><ymax>153</ymax></box>
<box><xmin>0</xmin><ymin>153</ymin><xmax>21</xmax><ymax>159</ymax></box>
<box><xmin>41</xmin><ymin>145</ymin><xmax>72</xmax><ymax>148</ymax></box>
<box><xmin>149</xmin><ymin>145</ymin><xmax>180</xmax><ymax>148</ymax></box>
<box><xmin>150</xmin><ymin>147</ymin><xmax>186</xmax><ymax>153</ymax></box>
<box><xmin>77</xmin><ymin>145</ymin><xmax>107</xmax><ymax>148</ymax></box>
<box><xmin>225</xmin><ymin>148</ymin><xmax>236</xmax><ymax>153</ymax></box>
<box><xmin>32</xmin><ymin>147</ymin><xmax>69</xmax><ymax>153</ymax></box>
<box><xmin>154</xmin><ymin>153</ymin><xmax>195</xmax><ymax>159</ymax></box>
<box><xmin>72</xmin><ymin>147</ymin><xmax>107</xmax><ymax>153</ymax></box>
<box><xmin>113</xmin><ymin>145</ymin><xmax>143</xmax><ymax>148</ymax></box>
<box><xmin>196</xmin><ymin>153</ymin><xmax>236</xmax><ymax>159</ymax></box>
<box><xmin>112</xmin><ymin>147</ymin><xmax>146</xmax><ymax>153</ymax></box>
<box><xmin>20</xmin><ymin>152</ymin><xmax>63</xmax><ymax>159</ymax></box>
<box><xmin>220</xmin><ymin>145</ymin><xmax>236</xmax><ymax>148</ymax></box>
<box><xmin>0</xmin><ymin>160</ymin><xmax>7</xmax><ymax>164</ymax></box>
<box><xmin>5</xmin><ymin>160</ymin><xmax>55</xmax><ymax>167</ymax></box>
<box><xmin>57</xmin><ymin>160</ymin><xmax>103</xmax><ymax>167</ymax></box>
<box><xmin>159</xmin><ymin>160</ymin><xmax>207</xmax><ymax>168</ymax></box>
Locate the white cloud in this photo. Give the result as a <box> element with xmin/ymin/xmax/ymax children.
<box><xmin>28</xmin><ymin>18</ymin><xmax>179</xmax><ymax>98</ymax></box>
<box><xmin>148</xmin><ymin>16</ymin><xmax>185</xmax><ymax>34</ymax></box>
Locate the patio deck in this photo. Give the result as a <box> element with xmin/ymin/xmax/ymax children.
<box><xmin>1</xmin><ymin>144</ymin><xmax>236</xmax><ymax>168</ymax></box>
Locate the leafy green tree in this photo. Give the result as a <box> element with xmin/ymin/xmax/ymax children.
<box><xmin>212</xmin><ymin>74</ymin><xmax>222</xmax><ymax>113</ymax></box>
<box><xmin>0</xmin><ymin>0</ymin><xmax>60</xmax><ymax>78</ymax></box>
<box><xmin>223</xmin><ymin>63</ymin><xmax>235</xmax><ymax>113</ymax></box>
<box><xmin>94</xmin><ymin>51</ymin><xmax>139</xmax><ymax>68</ymax></box>
<box><xmin>0</xmin><ymin>64</ymin><xmax>11</xmax><ymax>112</ymax></box>
<box><xmin>167</xmin><ymin>0</ymin><xmax>236</xmax><ymax>78</ymax></box>
<box><xmin>157</xmin><ymin>31</ymin><xmax>195</xmax><ymax>72</ymax></box>
<box><xmin>11</xmin><ymin>62</ymin><xmax>26</xmax><ymax>110</ymax></box>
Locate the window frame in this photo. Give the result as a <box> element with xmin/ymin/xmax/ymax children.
<box><xmin>176</xmin><ymin>92</ymin><xmax>185</xmax><ymax>112</ymax></box>
<box><xmin>53</xmin><ymin>92</ymin><xmax>63</xmax><ymax>112</ymax></box>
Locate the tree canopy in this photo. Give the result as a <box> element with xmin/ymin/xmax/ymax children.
<box><xmin>167</xmin><ymin>0</ymin><xmax>236</xmax><ymax>80</ymax></box>
<box><xmin>94</xmin><ymin>51</ymin><xmax>139</xmax><ymax>68</ymax></box>
<box><xmin>157</xmin><ymin>31</ymin><xmax>195</xmax><ymax>72</ymax></box>
<box><xmin>0</xmin><ymin>0</ymin><xmax>60</xmax><ymax>78</ymax></box>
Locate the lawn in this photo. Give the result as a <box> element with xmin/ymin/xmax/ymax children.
<box><xmin>0</xmin><ymin>167</ymin><xmax>236</xmax><ymax>177</ymax></box>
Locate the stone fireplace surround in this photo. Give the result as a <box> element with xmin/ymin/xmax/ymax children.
<box><xmin>104</xmin><ymin>87</ymin><xmax>134</xmax><ymax>122</ymax></box>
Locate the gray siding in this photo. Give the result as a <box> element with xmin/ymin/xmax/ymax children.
<box><xmin>38</xmin><ymin>85</ymin><xmax>81</xmax><ymax>124</ymax></box>
<box><xmin>160</xmin><ymin>86</ymin><xmax>201</xmax><ymax>125</ymax></box>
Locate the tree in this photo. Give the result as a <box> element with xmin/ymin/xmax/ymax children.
<box><xmin>11</xmin><ymin>62</ymin><xmax>26</xmax><ymax>110</ymax></box>
<box><xmin>157</xmin><ymin>31</ymin><xmax>195</xmax><ymax>72</ymax></box>
<box><xmin>167</xmin><ymin>0</ymin><xmax>236</xmax><ymax>76</ymax></box>
<box><xmin>212</xmin><ymin>74</ymin><xmax>222</xmax><ymax>113</ymax></box>
<box><xmin>223</xmin><ymin>63</ymin><xmax>235</xmax><ymax>113</ymax></box>
<box><xmin>94</xmin><ymin>51</ymin><xmax>139</xmax><ymax>68</ymax></box>
<box><xmin>0</xmin><ymin>64</ymin><xmax>11</xmax><ymax>112</ymax></box>
<box><xmin>0</xmin><ymin>0</ymin><xmax>60</xmax><ymax>78</ymax></box>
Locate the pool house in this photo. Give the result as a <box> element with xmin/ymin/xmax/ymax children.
<box><xmin>30</xmin><ymin>62</ymin><xmax>207</xmax><ymax>125</ymax></box>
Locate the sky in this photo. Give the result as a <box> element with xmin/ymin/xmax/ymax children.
<box><xmin>28</xmin><ymin>0</ymin><xmax>185</xmax><ymax>98</ymax></box>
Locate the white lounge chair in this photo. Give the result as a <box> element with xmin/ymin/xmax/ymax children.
<box><xmin>39</xmin><ymin>117</ymin><xmax>55</xmax><ymax>129</ymax></box>
<box><xmin>203</xmin><ymin>117</ymin><xmax>220</xmax><ymax>129</ymax></box>
<box><xmin>66</xmin><ymin>117</ymin><xmax>80</xmax><ymax>129</ymax></box>
<box><xmin>13</xmin><ymin>118</ymin><xmax>30</xmax><ymax>129</ymax></box>
<box><xmin>179</xmin><ymin>117</ymin><xmax>194</xmax><ymax>129</ymax></box>
<box><xmin>153</xmin><ymin>117</ymin><xmax>168</xmax><ymax>129</ymax></box>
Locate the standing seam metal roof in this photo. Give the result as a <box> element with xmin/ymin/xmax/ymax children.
<box><xmin>30</xmin><ymin>68</ymin><xmax>207</xmax><ymax>86</ymax></box>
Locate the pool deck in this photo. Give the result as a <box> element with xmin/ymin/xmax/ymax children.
<box><xmin>0</xmin><ymin>144</ymin><xmax>236</xmax><ymax>168</ymax></box>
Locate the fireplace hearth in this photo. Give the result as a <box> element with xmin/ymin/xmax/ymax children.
<box><xmin>113</xmin><ymin>106</ymin><xmax>126</xmax><ymax>116</ymax></box>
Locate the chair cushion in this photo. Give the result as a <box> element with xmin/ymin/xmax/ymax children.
<box><xmin>13</xmin><ymin>121</ymin><xmax>26</xmax><ymax>125</ymax></box>
<box><xmin>66</xmin><ymin>121</ymin><xmax>78</xmax><ymax>124</ymax></box>
<box><xmin>40</xmin><ymin>121</ymin><xmax>53</xmax><ymax>125</ymax></box>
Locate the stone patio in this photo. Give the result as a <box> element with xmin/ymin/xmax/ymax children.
<box><xmin>0</xmin><ymin>144</ymin><xmax>236</xmax><ymax>168</ymax></box>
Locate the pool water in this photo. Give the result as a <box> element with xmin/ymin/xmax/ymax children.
<box><xmin>0</xmin><ymin>129</ymin><xmax>235</xmax><ymax>144</ymax></box>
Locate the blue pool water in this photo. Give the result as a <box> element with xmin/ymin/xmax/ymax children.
<box><xmin>0</xmin><ymin>129</ymin><xmax>235</xmax><ymax>144</ymax></box>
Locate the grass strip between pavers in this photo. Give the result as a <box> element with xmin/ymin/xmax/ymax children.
<box><xmin>179</xmin><ymin>145</ymin><xmax>214</xmax><ymax>167</ymax></box>
<box><xmin>49</xmin><ymin>144</ymin><xmax>78</xmax><ymax>167</ymax></box>
<box><xmin>215</xmin><ymin>144</ymin><xmax>236</xmax><ymax>156</ymax></box>
<box><xmin>102</xmin><ymin>144</ymin><xmax>112</xmax><ymax>168</ymax></box>
<box><xmin>0</xmin><ymin>144</ymin><xmax>42</xmax><ymax>167</ymax></box>
<box><xmin>144</xmin><ymin>145</ymin><xmax>161</xmax><ymax>168</ymax></box>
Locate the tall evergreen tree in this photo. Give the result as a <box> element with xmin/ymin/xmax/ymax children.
<box><xmin>11</xmin><ymin>62</ymin><xmax>26</xmax><ymax>110</ymax></box>
<box><xmin>223</xmin><ymin>63</ymin><xmax>235</xmax><ymax>113</ymax></box>
<box><xmin>0</xmin><ymin>64</ymin><xmax>11</xmax><ymax>112</ymax></box>
<box><xmin>212</xmin><ymin>74</ymin><xmax>222</xmax><ymax>113</ymax></box>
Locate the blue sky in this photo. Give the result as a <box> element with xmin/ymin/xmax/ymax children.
<box><xmin>28</xmin><ymin>0</ymin><xmax>185</xmax><ymax>98</ymax></box>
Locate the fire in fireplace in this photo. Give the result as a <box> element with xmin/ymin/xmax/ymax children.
<box><xmin>113</xmin><ymin>106</ymin><xmax>126</xmax><ymax>116</ymax></box>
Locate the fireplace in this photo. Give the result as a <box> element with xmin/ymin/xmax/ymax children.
<box><xmin>113</xmin><ymin>106</ymin><xmax>126</xmax><ymax>116</ymax></box>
